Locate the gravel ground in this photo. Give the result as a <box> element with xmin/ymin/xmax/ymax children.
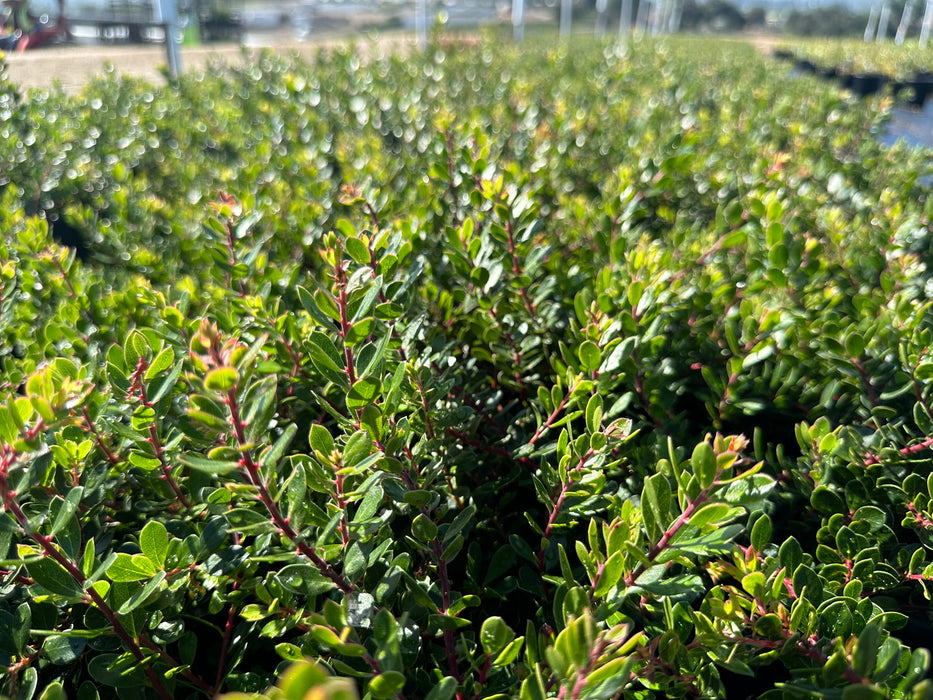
<box><xmin>3</xmin><ymin>34</ymin><xmax>417</xmax><ymax>94</ymax></box>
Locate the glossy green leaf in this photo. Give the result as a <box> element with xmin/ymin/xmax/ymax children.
<box><xmin>691</xmin><ymin>441</ymin><xmax>717</xmax><ymax>490</ymax></box>
<box><xmin>107</xmin><ymin>553</ymin><xmax>158</xmax><ymax>582</ymax></box>
<box><xmin>205</xmin><ymin>367</ymin><xmax>239</xmax><ymax>392</ymax></box>
<box><xmin>139</xmin><ymin>521</ymin><xmax>169</xmax><ymax>569</ymax></box>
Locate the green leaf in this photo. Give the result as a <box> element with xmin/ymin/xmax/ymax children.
<box><xmin>641</xmin><ymin>473</ymin><xmax>671</xmax><ymax>544</ymax></box>
<box><xmin>779</xmin><ymin>537</ymin><xmax>803</xmax><ymax>572</ymax></box>
<box><xmin>12</xmin><ymin>602</ymin><xmax>30</xmax><ymax>656</ymax></box>
<box><xmin>480</xmin><ymin>616</ymin><xmax>515</xmax><ymax>656</ymax></box>
<box><xmin>424</xmin><ymin>677</ymin><xmax>458</xmax><ymax>700</ymax></box>
<box><xmin>750</xmin><ymin>514</ymin><xmax>772</xmax><ymax>552</ymax></box>
<box><xmin>87</xmin><ymin>652</ymin><xmax>145</xmax><ymax>687</ymax></box>
<box><xmin>593</xmin><ymin>551</ymin><xmax>625</xmax><ymax>598</ymax></box>
<box><xmin>691</xmin><ymin>441</ymin><xmax>717</xmax><ymax>490</ymax></box>
<box><xmin>313</xmin><ymin>289</ymin><xmax>341</xmax><ymax>321</ymax></box>
<box><xmin>178</xmin><ymin>453</ymin><xmax>241</xmax><ymax>475</ymax></box>
<box><xmin>139</xmin><ymin>521</ymin><xmax>169</xmax><ymax>569</ymax></box>
<box><xmin>309</xmin><ymin>424</ymin><xmax>335</xmax><ymax>459</ymax></box>
<box><xmin>687</xmin><ymin>503</ymin><xmax>743</xmax><ymax>529</ymax></box>
<box><xmin>307</xmin><ymin>331</ymin><xmax>346</xmax><ymax>375</ymax></box>
<box><xmin>49</xmin><ymin>486</ymin><xmax>83</xmax><ymax>537</ymax></box>
<box><xmin>841</xmin><ymin>686</ymin><xmax>886</xmax><ymax>700</ymax></box>
<box><xmin>23</xmin><ymin>555</ymin><xmax>83</xmax><ymax>598</ymax></box>
<box><xmin>107</xmin><ymin>553</ymin><xmax>158</xmax><ymax>582</ymax></box>
<box><xmin>260</xmin><ymin>423</ymin><xmax>298</xmax><ymax>470</ymax></box>
<box><xmin>369</xmin><ymin>671</ymin><xmax>406</xmax><ymax>699</ymax></box>
<box><xmin>346</xmin><ymin>376</ymin><xmax>381</xmax><ymax>410</ymax></box>
<box><xmin>429</xmin><ymin>613</ymin><xmax>471</xmax><ymax>631</ymax></box>
<box><xmin>585</xmin><ymin>394</ymin><xmax>603</xmax><ymax>435</ymax></box>
<box><xmin>149</xmin><ymin>360</ymin><xmax>184</xmax><ymax>403</ymax></box>
<box><xmin>244</xmin><ymin>375</ymin><xmax>278</xmax><ymax>443</ymax></box>
<box><xmin>811</xmin><ymin>486</ymin><xmax>845</xmax><ymax>514</ymax></box>
<box><xmin>853</xmin><ymin>623</ymin><xmax>880</xmax><ymax>678</ymax></box>
<box><xmin>403</xmin><ymin>490</ymin><xmax>433</xmax><ymax>509</ymax></box>
<box><xmin>845</xmin><ymin>333</ymin><xmax>865</xmax><ymax>359</ymax></box>
<box><xmin>275</xmin><ymin>642</ymin><xmax>305</xmax><ymax>662</ymax></box>
<box><xmin>443</xmin><ymin>504</ymin><xmax>477</xmax><ymax>543</ymax></box>
<box><xmin>345</xmin><ymin>236</ymin><xmax>370</xmax><ymax>265</ymax></box>
<box><xmin>411</xmin><ymin>514</ymin><xmax>437</xmax><ymax>542</ymax></box>
<box><xmin>44</xmin><ymin>633</ymin><xmax>86</xmax><ymax>663</ymax></box>
<box><xmin>819</xmin><ymin>600</ymin><xmax>853</xmax><ymax>639</ymax></box>
<box><xmin>345</xmin><ymin>317</ymin><xmax>375</xmax><ymax>347</ymax></box>
<box><xmin>145</xmin><ymin>346</ymin><xmax>175</xmax><ymax>381</ymax></box>
<box><xmin>520</xmin><ymin>667</ymin><xmax>547</xmax><ymax>700</ymax></box>
<box><xmin>17</xmin><ymin>667</ymin><xmax>37</xmax><ymax>700</ymax></box>
<box><xmin>578</xmin><ymin>341</ymin><xmax>602</xmax><ymax>372</ymax></box>
<box><xmin>127</xmin><ymin>452</ymin><xmax>161</xmax><ymax>471</ymax></box>
<box><xmin>205</xmin><ymin>367</ymin><xmax>239</xmax><ymax>392</ymax></box>
<box><xmin>116</xmin><ymin>571</ymin><xmax>166</xmax><ymax>614</ymax></box>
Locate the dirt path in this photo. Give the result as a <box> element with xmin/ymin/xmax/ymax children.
<box><xmin>3</xmin><ymin>34</ymin><xmax>417</xmax><ymax>93</ymax></box>
<box><xmin>3</xmin><ymin>30</ymin><xmax>784</xmax><ymax>95</ymax></box>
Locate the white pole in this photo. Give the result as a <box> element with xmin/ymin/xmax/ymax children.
<box><xmin>619</xmin><ymin>0</ymin><xmax>632</xmax><ymax>36</ymax></box>
<box><xmin>669</xmin><ymin>0</ymin><xmax>682</xmax><ymax>33</ymax></box>
<box><xmin>651</xmin><ymin>0</ymin><xmax>665</xmax><ymax>34</ymax></box>
<box><xmin>921</xmin><ymin>0</ymin><xmax>933</xmax><ymax>46</ymax></box>
<box><xmin>416</xmin><ymin>0</ymin><xmax>427</xmax><ymax>49</ymax></box>
<box><xmin>559</xmin><ymin>0</ymin><xmax>571</xmax><ymax>40</ymax></box>
<box><xmin>635</xmin><ymin>0</ymin><xmax>650</xmax><ymax>34</ymax></box>
<box><xmin>661</xmin><ymin>0</ymin><xmax>674</xmax><ymax>33</ymax></box>
<box><xmin>595</xmin><ymin>0</ymin><xmax>608</xmax><ymax>36</ymax></box>
<box><xmin>896</xmin><ymin>0</ymin><xmax>916</xmax><ymax>44</ymax></box>
<box><xmin>158</xmin><ymin>0</ymin><xmax>180</xmax><ymax>77</ymax></box>
<box><xmin>877</xmin><ymin>1</ymin><xmax>891</xmax><ymax>41</ymax></box>
<box><xmin>513</xmin><ymin>0</ymin><xmax>524</xmax><ymax>41</ymax></box>
<box><xmin>864</xmin><ymin>5</ymin><xmax>878</xmax><ymax>41</ymax></box>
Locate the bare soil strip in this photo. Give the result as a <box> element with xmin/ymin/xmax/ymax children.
<box><xmin>3</xmin><ymin>34</ymin><xmax>416</xmax><ymax>93</ymax></box>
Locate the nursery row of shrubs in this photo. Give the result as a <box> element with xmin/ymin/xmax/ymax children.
<box><xmin>1</xmin><ymin>34</ymin><xmax>933</xmax><ymax>698</ymax></box>
<box><xmin>775</xmin><ymin>41</ymin><xmax>933</xmax><ymax>103</ymax></box>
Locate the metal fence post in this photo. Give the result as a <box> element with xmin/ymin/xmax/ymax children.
<box><xmin>158</xmin><ymin>0</ymin><xmax>181</xmax><ymax>78</ymax></box>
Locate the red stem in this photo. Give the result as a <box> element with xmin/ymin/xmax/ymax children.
<box><xmin>130</xmin><ymin>358</ymin><xmax>190</xmax><ymax>508</ymax></box>
<box><xmin>212</xmin><ymin>582</ymin><xmax>241</xmax><ymax>694</ymax></box>
<box><xmin>865</xmin><ymin>437</ymin><xmax>933</xmax><ymax>465</ymax></box>
<box><xmin>528</xmin><ymin>380</ymin><xmax>579</xmax><ymax>448</ymax></box>
<box><xmin>624</xmin><ymin>481</ymin><xmax>718</xmax><ymax>587</ymax></box>
<box><xmin>222</xmin><ymin>386</ymin><xmax>353</xmax><ymax>593</ymax></box>
<box><xmin>81</xmin><ymin>406</ymin><xmax>120</xmax><ymax>465</ymax></box>
<box><xmin>505</xmin><ymin>219</ymin><xmax>536</xmax><ymax>319</ymax></box>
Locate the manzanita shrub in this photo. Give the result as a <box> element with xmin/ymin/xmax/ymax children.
<box><xmin>3</xmin><ymin>33</ymin><xmax>933</xmax><ymax>699</ymax></box>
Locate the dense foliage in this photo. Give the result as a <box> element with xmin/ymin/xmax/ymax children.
<box><xmin>1</xmin><ymin>34</ymin><xmax>933</xmax><ymax>699</ymax></box>
<box><xmin>778</xmin><ymin>39</ymin><xmax>933</xmax><ymax>80</ymax></box>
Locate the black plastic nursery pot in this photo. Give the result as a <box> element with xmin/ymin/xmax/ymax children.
<box><xmin>848</xmin><ymin>72</ymin><xmax>888</xmax><ymax>97</ymax></box>
<box><xmin>794</xmin><ymin>59</ymin><xmax>818</xmax><ymax>74</ymax></box>
<box><xmin>904</xmin><ymin>74</ymin><xmax>933</xmax><ymax>107</ymax></box>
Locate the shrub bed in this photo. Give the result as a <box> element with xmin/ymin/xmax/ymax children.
<box><xmin>1</xmin><ymin>35</ymin><xmax>933</xmax><ymax>699</ymax></box>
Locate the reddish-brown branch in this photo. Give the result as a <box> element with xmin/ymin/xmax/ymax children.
<box><xmin>505</xmin><ymin>219</ymin><xmax>537</xmax><ymax>319</ymax></box>
<box><xmin>222</xmin><ymin>385</ymin><xmax>353</xmax><ymax>593</ymax></box>
<box><xmin>81</xmin><ymin>406</ymin><xmax>120</xmax><ymax>465</ymax></box>
<box><xmin>624</xmin><ymin>480</ymin><xmax>718</xmax><ymax>587</ymax></box>
<box><xmin>129</xmin><ymin>358</ymin><xmax>190</xmax><ymax>508</ymax></box>
<box><xmin>537</xmin><ymin>449</ymin><xmax>596</xmax><ymax>575</ymax></box>
<box><xmin>865</xmin><ymin>437</ymin><xmax>933</xmax><ymax>465</ymax></box>
<box><xmin>528</xmin><ymin>380</ymin><xmax>580</xmax><ymax>448</ymax></box>
<box><xmin>212</xmin><ymin>581</ymin><xmax>241</xmax><ymax>694</ymax></box>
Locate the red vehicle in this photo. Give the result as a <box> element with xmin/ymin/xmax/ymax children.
<box><xmin>0</xmin><ymin>0</ymin><xmax>66</xmax><ymax>50</ymax></box>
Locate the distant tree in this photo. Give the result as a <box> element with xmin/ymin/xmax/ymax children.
<box><xmin>745</xmin><ymin>6</ymin><xmax>766</xmax><ymax>27</ymax></box>
<box><xmin>679</xmin><ymin>0</ymin><xmax>746</xmax><ymax>32</ymax></box>
<box><xmin>783</xmin><ymin>5</ymin><xmax>870</xmax><ymax>37</ymax></box>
